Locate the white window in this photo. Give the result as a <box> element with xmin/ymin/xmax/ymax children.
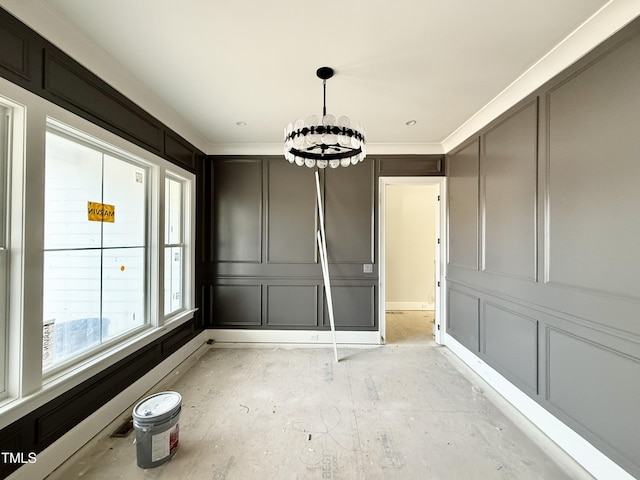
<box><xmin>0</xmin><ymin>87</ymin><xmax>195</xmax><ymax>413</ymax></box>
<box><xmin>164</xmin><ymin>176</ymin><xmax>185</xmax><ymax>316</ymax></box>
<box><xmin>43</xmin><ymin>125</ymin><xmax>149</xmax><ymax>370</ymax></box>
<box><xmin>0</xmin><ymin>105</ymin><xmax>9</xmax><ymax>396</ymax></box>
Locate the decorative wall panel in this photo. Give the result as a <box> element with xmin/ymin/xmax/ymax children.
<box><xmin>447</xmin><ymin>288</ymin><xmax>479</xmax><ymax>352</ymax></box>
<box><xmin>212</xmin><ymin>284</ymin><xmax>262</xmax><ymax>326</ymax></box>
<box><xmin>267</xmin><ymin>285</ymin><xmax>318</xmax><ymax>327</ymax></box>
<box><xmin>547</xmin><ymin>327</ymin><xmax>640</xmax><ymax>470</ymax></box>
<box><xmin>213</xmin><ymin>158</ymin><xmax>262</xmax><ymax>263</ymax></box>
<box><xmin>547</xmin><ymin>34</ymin><xmax>640</xmax><ymax>299</ymax></box>
<box><xmin>484</xmin><ymin>303</ymin><xmax>538</xmax><ymax>394</ymax></box>
<box><xmin>324</xmin><ymin>284</ymin><xmax>375</xmax><ymax>329</ymax></box>
<box><xmin>0</xmin><ymin>19</ymin><xmax>30</xmax><ymax>80</ymax></box>
<box><xmin>267</xmin><ymin>160</ymin><xmax>316</xmax><ymax>264</ymax></box>
<box><xmin>483</xmin><ymin>101</ymin><xmax>537</xmax><ymax>280</ymax></box>
<box><xmin>44</xmin><ymin>52</ymin><xmax>163</xmax><ymax>152</ymax></box>
<box><xmin>325</xmin><ymin>160</ymin><xmax>374</xmax><ymax>263</ymax></box>
<box><xmin>164</xmin><ymin>130</ymin><xmax>196</xmax><ymax>171</ymax></box>
<box><xmin>448</xmin><ymin>140</ymin><xmax>479</xmax><ymax>270</ymax></box>
<box><xmin>378</xmin><ymin>155</ymin><xmax>444</xmax><ymax>176</ymax></box>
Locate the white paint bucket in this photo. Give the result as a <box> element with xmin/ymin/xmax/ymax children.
<box><xmin>132</xmin><ymin>391</ymin><xmax>182</xmax><ymax>468</ymax></box>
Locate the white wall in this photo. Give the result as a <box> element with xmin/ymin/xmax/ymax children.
<box><xmin>385</xmin><ymin>184</ymin><xmax>438</xmax><ymax>310</ymax></box>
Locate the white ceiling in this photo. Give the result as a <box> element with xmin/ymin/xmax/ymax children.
<box><xmin>3</xmin><ymin>0</ymin><xmax>636</xmax><ymax>154</ymax></box>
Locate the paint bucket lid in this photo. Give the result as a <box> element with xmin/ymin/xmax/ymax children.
<box><xmin>133</xmin><ymin>391</ymin><xmax>182</xmax><ymax>424</ymax></box>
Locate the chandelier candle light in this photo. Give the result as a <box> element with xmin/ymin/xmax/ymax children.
<box><xmin>284</xmin><ymin>67</ymin><xmax>366</xmax><ymax>168</ymax></box>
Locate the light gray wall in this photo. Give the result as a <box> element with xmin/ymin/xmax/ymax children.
<box><xmin>446</xmin><ymin>20</ymin><xmax>640</xmax><ymax>479</ymax></box>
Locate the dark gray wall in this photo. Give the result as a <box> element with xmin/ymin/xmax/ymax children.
<box><xmin>211</xmin><ymin>157</ymin><xmax>377</xmax><ymax>330</ymax></box>
<box><xmin>0</xmin><ymin>8</ymin><xmax>204</xmax><ymax>478</ymax></box>
<box><xmin>208</xmin><ymin>155</ymin><xmax>443</xmax><ymax>331</ymax></box>
<box><xmin>446</xmin><ymin>19</ymin><xmax>640</xmax><ymax>478</ymax></box>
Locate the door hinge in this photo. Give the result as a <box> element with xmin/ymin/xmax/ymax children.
<box><xmin>437</xmin><ymin>238</ymin><xmax>440</xmax><ymax>244</ymax></box>
<box><xmin>437</xmin><ymin>195</ymin><xmax>441</xmax><ymax>201</ymax></box>
<box><xmin>437</xmin><ymin>281</ymin><xmax>441</xmax><ymax>287</ymax></box>
<box><xmin>437</xmin><ymin>324</ymin><xmax>440</xmax><ymax>330</ymax></box>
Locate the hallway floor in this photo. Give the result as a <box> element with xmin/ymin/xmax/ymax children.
<box><xmin>48</xmin><ymin>320</ymin><xmax>593</xmax><ymax>479</ymax></box>
<box><xmin>385</xmin><ymin>310</ymin><xmax>435</xmax><ymax>345</ymax></box>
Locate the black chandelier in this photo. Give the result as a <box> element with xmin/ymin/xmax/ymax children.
<box><xmin>284</xmin><ymin>67</ymin><xmax>366</xmax><ymax>168</ymax></box>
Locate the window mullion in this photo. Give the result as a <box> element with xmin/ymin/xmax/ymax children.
<box><xmin>100</xmin><ymin>152</ymin><xmax>105</xmax><ymax>344</ymax></box>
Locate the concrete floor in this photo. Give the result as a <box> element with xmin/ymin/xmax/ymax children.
<box><xmin>48</xmin><ymin>312</ymin><xmax>593</xmax><ymax>479</ymax></box>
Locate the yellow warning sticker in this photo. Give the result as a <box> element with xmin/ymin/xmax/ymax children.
<box><xmin>87</xmin><ymin>201</ymin><xmax>115</xmax><ymax>223</ymax></box>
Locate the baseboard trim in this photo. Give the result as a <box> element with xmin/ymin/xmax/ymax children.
<box><xmin>208</xmin><ymin>329</ymin><xmax>381</xmax><ymax>345</ymax></box>
<box><xmin>386</xmin><ymin>301</ymin><xmax>435</xmax><ymax>311</ymax></box>
<box><xmin>443</xmin><ymin>334</ymin><xmax>635</xmax><ymax>480</ymax></box>
<box><xmin>9</xmin><ymin>332</ymin><xmax>209</xmax><ymax>480</ymax></box>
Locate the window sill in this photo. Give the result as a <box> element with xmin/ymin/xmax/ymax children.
<box><xmin>0</xmin><ymin>310</ymin><xmax>196</xmax><ymax>429</ymax></box>
<box><xmin>161</xmin><ymin>308</ymin><xmax>199</xmax><ymax>331</ymax></box>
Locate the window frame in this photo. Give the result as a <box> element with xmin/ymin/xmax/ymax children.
<box><xmin>0</xmin><ymin>103</ymin><xmax>10</xmax><ymax>397</ymax></box>
<box><xmin>163</xmin><ymin>173</ymin><xmax>188</xmax><ymax>318</ymax></box>
<box><xmin>0</xmin><ymin>91</ymin><xmax>27</xmax><ymax>406</ymax></box>
<box><xmin>38</xmin><ymin>116</ymin><xmax>198</xmax><ymax>384</ymax></box>
<box><xmin>42</xmin><ymin>121</ymin><xmax>155</xmax><ymax>375</ymax></box>
<box><xmin>0</xmin><ymin>81</ymin><xmax>196</xmax><ymax>419</ymax></box>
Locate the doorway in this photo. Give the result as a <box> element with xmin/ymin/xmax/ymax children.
<box><xmin>379</xmin><ymin>177</ymin><xmax>446</xmax><ymax>345</ymax></box>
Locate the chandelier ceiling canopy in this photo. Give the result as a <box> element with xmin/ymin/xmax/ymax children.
<box><xmin>284</xmin><ymin>67</ymin><xmax>366</xmax><ymax>169</ymax></box>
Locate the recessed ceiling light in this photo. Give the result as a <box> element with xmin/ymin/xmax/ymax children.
<box><xmin>236</xmin><ymin>121</ymin><xmax>247</xmax><ymax>127</ymax></box>
<box><xmin>405</xmin><ymin>120</ymin><xmax>417</xmax><ymax>126</ymax></box>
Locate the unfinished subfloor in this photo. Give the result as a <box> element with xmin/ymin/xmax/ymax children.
<box><xmin>48</xmin><ymin>313</ymin><xmax>594</xmax><ymax>480</ymax></box>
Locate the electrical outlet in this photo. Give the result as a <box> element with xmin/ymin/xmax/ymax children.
<box><xmin>363</xmin><ymin>263</ymin><xmax>373</xmax><ymax>273</ymax></box>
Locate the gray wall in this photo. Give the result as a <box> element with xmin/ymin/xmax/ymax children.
<box><xmin>208</xmin><ymin>155</ymin><xmax>444</xmax><ymax>331</ymax></box>
<box><xmin>211</xmin><ymin>157</ymin><xmax>378</xmax><ymax>330</ymax></box>
<box><xmin>446</xmin><ymin>20</ymin><xmax>640</xmax><ymax>478</ymax></box>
